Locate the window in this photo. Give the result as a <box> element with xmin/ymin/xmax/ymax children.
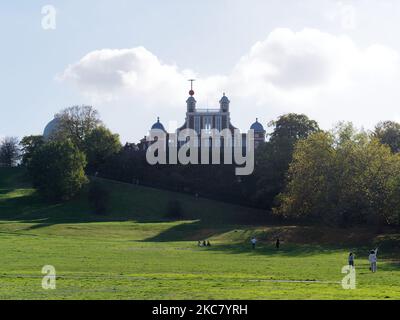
<box><xmin>215</xmin><ymin>116</ymin><xmax>222</xmax><ymax>132</ymax></box>
<box><xmin>203</xmin><ymin>116</ymin><xmax>212</xmax><ymax>133</ymax></box>
<box><xmin>194</xmin><ymin>116</ymin><xmax>201</xmax><ymax>134</ymax></box>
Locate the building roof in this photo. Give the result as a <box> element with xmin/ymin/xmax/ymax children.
<box><xmin>43</xmin><ymin>117</ymin><xmax>60</xmax><ymax>139</ymax></box>
<box><xmin>219</xmin><ymin>93</ymin><xmax>230</xmax><ymax>104</ymax></box>
<box><xmin>186</xmin><ymin>96</ymin><xmax>196</xmax><ymax>103</ymax></box>
<box><xmin>151</xmin><ymin>117</ymin><xmax>166</xmax><ymax>131</ymax></box>
<box><xmin>250</xmin><ymin>119</ymin><xmax>265</xmax><ymax>132</ymax></box>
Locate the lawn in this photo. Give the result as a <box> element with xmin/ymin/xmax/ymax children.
<box><xmin>0</xmin><ymin>168</ymin><xmax>399</xmax><ymax>300</ymax></box>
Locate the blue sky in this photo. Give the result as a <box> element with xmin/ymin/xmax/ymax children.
<box><xmin>2</xmin><ymin>1</ymin><xmax>400</xmax><ymax>143</ymax></box>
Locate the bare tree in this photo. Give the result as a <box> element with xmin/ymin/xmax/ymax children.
<box><xmin>0</xmin><ymin>137</ymin><xmax>21</xmax><ymax>167</ymax></box>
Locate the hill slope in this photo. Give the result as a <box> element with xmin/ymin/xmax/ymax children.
<box><xmin>0</xmin><ymin>167</ymin><xmax>268</xmax><ymax>239</ymax></box>
<box><xmin>1</xmin><ymin>167</ymin><xmax>399</xmax><ymax>246</ymax></box>
<box><xmin>1</xmin><ymin>168</ymin><xmax>400</xmax><ymax>299</ymax></box>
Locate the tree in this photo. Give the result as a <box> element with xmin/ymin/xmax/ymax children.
<box><xmin>51</xmin><ymin>105</ymin><xmax>102</xmax><ymax>149</ymax></box>
<box><xmin>244</xmin><ymin>113</ymin><xmax>320</xmax><ymax>209</ymax></box>
<box><xmin>275</xmin><ymin>124</ymin><xmax>400</xmax><ymax>226</ymax></box>
<box><xmin>373</xmin><ymin>121</ymin><xmax>400</xmax><ymax>153</ymax></box>
<box><xmin>274</xmin><ymin>131</ymin><xmax>336</xmax><ymax>222</ymax></box>
<box><xmin>28</xmin><ymin>140</ymin><xmax>88</xmax><ymax>201</ymax></box>
<box><xmin>84</xmin><ymin>126</ymin><xmax>122</xmax><ymax>174</ymax></box>
<box><xmin>0</xmin><ymin>137</ymin><xmax>20</xmax><ymax>167</ymax></box>
<box><xmin>20</xmin><ymin>135</ymin><xmax>45</xmax><ymax>166</ymax></box>
<box><xmin>269</xmin><ymin>113</ymin><xmax>320</xmax><ymax>145</ymax></box>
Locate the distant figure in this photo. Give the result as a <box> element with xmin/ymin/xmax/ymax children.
<box><xmin>203</xmin><ymin>240</ymin><xmax>207</xmax><ymax>247</ymax></box>
<box><xmin>348</xmin><ymin>252</ymin><xmax>355</xmax><ymax>268</ymax></box>
<box><xmin>251</xmin><ymin>237</ymin><xmax>257</xmax><ymax>250</ymax></box>
<box><xmin>369</xmin><ymin>248</ymin><xmax>379</xmax><ymax>272</ymax></box>
<box><xmin>198</xmin><ymin>241</ymin><xmax>202</xmax><ymax>247</ymax></box>
<box><xmin>207</xmin><ymin>241</ymin><xmax>211</xmax><ymax>247</ymax></box>
<box><xmin>276</xmin><ymin>238</ymin><xmax>280</xmax><ymax>250</ymax></box>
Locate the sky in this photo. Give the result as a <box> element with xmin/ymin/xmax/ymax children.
<box><xmin>1</xmin><ymin>0</ymin><xmax>400</xmax><ymax>143</ymax></box>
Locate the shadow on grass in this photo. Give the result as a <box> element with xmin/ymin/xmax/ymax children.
<box><xmin>205</xmin><ymin>243</ymin><xmax>351</xmax><ymax>257</ymax></box>
<box><xmin>0</xmin><ymin>173</ymin><xmax>270</xmax><ymax>230</ymax></box>
<box><xmin>144</xmin><ymin>220</ymin><xmax>400</xmax><ymax>258</ymax></box>
<box><xmin>204</xmin><ymin>243</ymin><xmax>400</xmax><ymax>260</ymax></box>
<box><xmin>143</xmin><ymin>220</ymin><xmax>235</xmax><ymax>242</ymax></box>
<box><xmin>0</xmin><ymin>199</ymin><xmax>140</xmax><ymax>228</ymax></box>
<box><xmin>0</xmin><ymin>187</ymin><xmax>171</xmax><ymax>230</ymax></box>
<box><xmin>0</xmin><ymin>189</ymin><xmax>13</xmax><ymax>195</ymax></box>
<box><xmin>2</xmin><ymin>169</ymin><xmax>400</xmax><ymax>258</ymax></box>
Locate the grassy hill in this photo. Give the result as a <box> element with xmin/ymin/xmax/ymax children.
<box><xmin>1</xmin><ymin>167</ymin><xmax>400</xmax><ymax>299</ymax></box>
<box><xmin>0</xmin><ymin>167</ymin><xmax>268</xmax><ymax>223</ymax></box>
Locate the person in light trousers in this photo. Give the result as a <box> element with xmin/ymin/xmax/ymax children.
<box><xmin>368</xmin><ymin>248</ymin><xmax>378</xmax><ymax>273</ymax></box>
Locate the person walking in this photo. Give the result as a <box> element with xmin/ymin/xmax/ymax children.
<box><xmin>369</xmin><ymin>248</ymin><xmax>378</xmax><ymax>273</ymax></box>
<box><xmin>251</xmin><ymin>237</ymin><xmax>257</xmax><ymax>250</ymax></box>
<box><xmin>348</xmin><ymin>252</ymin><xmax>355</xmax><ymax>268</ymax></box>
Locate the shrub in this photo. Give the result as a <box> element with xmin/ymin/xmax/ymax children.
<box><xmin>28</xmin><ymin>140</ymin><xmax>88</xmax><ymax>201</ymax></box>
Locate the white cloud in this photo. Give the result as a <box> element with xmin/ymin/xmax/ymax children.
<box><xmin>326</xmin><ymin>1</ymin><xmax>358</xmax><ymax>30</ymax></box>
<box><xmin>59</xmin><ymin>28</ymin><xmax>400</xmax><ymax>142</ymax></box>
<box><xmin>230</xmin><ymin>28</ymin><xmax>400</xmax><ymax>104</ymax></box>
<box><xmin>58</xmin><ymin>47</ymin><xmax>197</xmax><ymax>106</ymax></box>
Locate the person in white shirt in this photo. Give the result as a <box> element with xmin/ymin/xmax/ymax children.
<box><xmin>251</xmin><ymin>237</ymin><xmax>257</xmax><ymax>250</ymax></box>
<box><xmin>368</xmin><ymin>248</ymin><xmax>378</xmax><ymax>273</ymax></box>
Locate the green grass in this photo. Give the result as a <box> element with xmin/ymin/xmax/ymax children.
<box><xmin>0</xmin><ymin>167</ymin><xmax>399</xmax><ymax>300</ymax></box>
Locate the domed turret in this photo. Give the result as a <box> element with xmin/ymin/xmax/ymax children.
<box><xmin>250</xmin><ymin>118</ymin><xmax>266</xmax><ymax>148</ymax></box>
<box><xmin>186</xmin><ymin>96</ymin><xmax>196</xmax><ymax>112</ymax></box>
<box><xmin>151</xmin><ymin>117</ymin><xmax>166</xmax><ymax>132</ymax></box>
<box><xmin>219</xmin><ymin>93</ymin><xmax>230</xmax><ymax>112</ymax></box>
<box><xmin>250</xmin><ymin>118</ymin><xmax>265</xmax><ymax>132</ymax></box>
<box><xmin>43</xmin><ymin>117</ymin><xmax>61</xmax><ymax>140</ymax></box>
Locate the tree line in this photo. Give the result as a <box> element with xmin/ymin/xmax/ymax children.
<box><xmin>3</xmin><ymin>106</ymin><xmax>400</xmax><ymax>226</ymax></box>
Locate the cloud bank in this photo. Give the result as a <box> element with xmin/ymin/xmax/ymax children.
<box><xmin>59</xmin><ymin>28</ymin><xmax>400</xmax><ymax>142</ymax></box>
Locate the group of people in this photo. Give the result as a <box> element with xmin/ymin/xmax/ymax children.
<box><xmin>250</xmin><ymin>236</ymin><xmax>380</xmax><ymax>273</ymax></box>
<box><xmin>348</xmin><ymin>248</ymin><xmax>379</xmax><ymax>272</ymax></box>
<box><xmin>198</xmin><ymin>240</ymin><xmax>211</xmax><ymax>247</ymax></box>
<box><xmin>201</xmin><ymin>235</ymin><xmax>380</xmax><ymax>273</ymax></box>
<box><xmin>250</xmin><ymin>237</ymin><xmax>282</xmax><ymax>250</ymax></box>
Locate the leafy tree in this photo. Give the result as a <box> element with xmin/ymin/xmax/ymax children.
<box><xmin>51</xmin><ymin>105</ymin><xmax>102</xmax><ymax>149</ymax></box>
<box><xmin>245</xmin><ymin>113</ymin><xmax>320</xmax><ymax>209</ymax></box>
<box><xmin>373</xmin><ymin>120</ymin><xmax>400</xmax><ymax>153</ymax></box>
<box><xmin>84</xmin><ymin>126</ymin><xmax>122</xmax><ymax>174</ymax></box>
<box><xmin>276</xmin><ymin>124</ymin><xmax>400</xmax><ymax>226</ymax></box>
<box><xmin>20</xmin><ymin>135</ymin><xmax>45</xmax><ymax>166</ymax></box>
<box><xmin>274</xmin><ymin>131</ymin><xmax>335</xmax><ymax>222</ymax></box>
<box><xmin>269</xmin><ymin>113</ymin><xmax>320</xmax><ymax>145</ymax></box>
<box><xmin>28</xmin><ymin>140</ymin><xmax>88</xmax><ymax>201</ymax></box>
<box><xmin>0</xmin><ymin>137</ymin><xmax>20</xmax><ymax>167</ymax></box>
